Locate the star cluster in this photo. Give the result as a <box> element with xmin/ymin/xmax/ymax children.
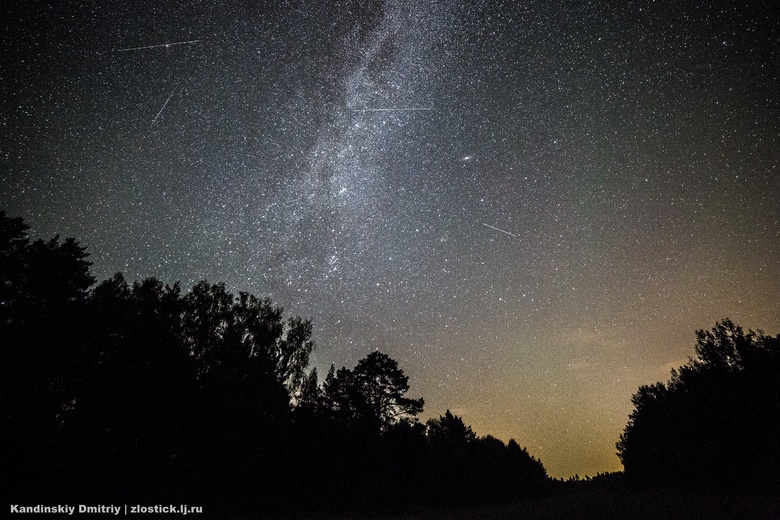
<box><xmin>2</xmin><ymin>0</ymin><xmax>778</xmax><ymax>477</ymax></box>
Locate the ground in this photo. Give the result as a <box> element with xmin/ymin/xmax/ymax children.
<box><xmin>243</xmin><ymin>485</ymin><xmax>779</xmax><ymax>520</ymax></box>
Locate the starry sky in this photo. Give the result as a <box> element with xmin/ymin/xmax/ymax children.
<box><xmin>2</xmin><ymin>0</ymin><xmax>779</xmax><ymax>478</ymax></box>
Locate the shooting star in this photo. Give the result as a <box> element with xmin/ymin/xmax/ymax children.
<box><xmin>353</xmin><ymin>107</ymin><xmax>433</xmax><ymax>113</ymax></box>
<box><xmin>116</xmin><ymin>39</ymin><xmax>201</xmax><ymax>52</ymax></box>
<box><xmin>151</xmin><ymin>87</ymin><xmax>180</xmax><ymax>127</ymax></box>
<box><xmin>481</xmin><ymin>223</ymin><xmax>518</xmax><ymax>238</ymax></box>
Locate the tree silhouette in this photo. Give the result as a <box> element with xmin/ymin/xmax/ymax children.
<box><xmin>58</xmin><ymin>274</ymin><xmax>196</xmax><ymax>501</ymax></box>
<box><xmin>0</xmin><ymin>211</ymin><xmax>30</xmax><ymax>324</ymax></box>
<box><xmin>2</xmin><ymin>211</ymin><xmax>552</xmax><ymax>511</ymax></box>
<box><xmin>322</xmin><ymin>351</ymin><xmax>424</xmax><ymax>431</ymax></box>
<box><xmin>421</xmin><ymin>410</ymin><xmax>548</xmax><ymax>503</ymax></box>
<box><xmin>1</xmin><ymin>211</ymin><xmax>96</xmax><ymax>501</ymax></box>
<box><xmin>427</xmin><ymin>409</ymin><xmax>477</xmax><ymax>445</ymax></box>
<box><xmin>0</xmin><ymin>211</ymin><xmax>94</xmax><ymax>325</ymax></box>
<box><xmin>617</xmin><ymin>319</ymin><xmax>780</xmax><ymax>487</ymax></box>
<box><xmin>181</xmin><ymin>281</ymin><xmax>313</xmax><ymax>400</ymax></box>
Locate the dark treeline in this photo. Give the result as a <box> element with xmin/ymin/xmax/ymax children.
<box><xmin>618</xmin><ymin>319</ymin><xmax>780</xmax><ymax>489</ymax></box>
<box><xmin>1</xmin><ymin>212</ymin><xmax>547</xmax><ymax>513</ymax></box>
<box><xmin>4</xmin><ymin>210</ymin><xmax>778</xmax><ymax>515</ymax></box>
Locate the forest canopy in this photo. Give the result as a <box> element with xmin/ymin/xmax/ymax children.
<box><xmin>4</xmin><ymin>210</ymin><xmax>776</xmax><ymax>513</ymax></box>
<box><xmin>1</xmin><ymin>211</ymin><xmax>547</xmax><ymax>511</ymax></box>
<box><xmin>617</xmin><ymin>319</ymin><xmax>780</xmax><ymax>487</ymax></box>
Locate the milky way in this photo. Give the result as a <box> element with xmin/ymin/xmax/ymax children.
<box><xmin>2</xmin><ymin>0</ymin><xmax>778</xmax><ymax>477</ymax></box>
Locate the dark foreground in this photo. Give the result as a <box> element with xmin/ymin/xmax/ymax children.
<box><xmin>241</xmin><ymin>485</ymin><xmax>779</xmax><ymax>520</ymax></box>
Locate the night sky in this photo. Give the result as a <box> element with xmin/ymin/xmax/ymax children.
<box><xmin>2</xmin><ymin>1</ymin><xmax>778</xmax><ymax>478</ymax></box>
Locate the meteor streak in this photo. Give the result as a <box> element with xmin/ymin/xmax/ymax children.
<box><xmin>353</xmin><ymin>107</ymin><xmax>433</xmax><ymax>112</ymax></box>
<box><xmin>481</xmin><ymin>223</ymin><xmax>518</xmax><ymax>238</ymax></box>
<box><xmin>151</xmin><ymin>87</ymin><xmax>179</xmax><ymax>127</ymax></box>
<box><xmin>117</xmin><ymin>39</ymin><xmax>201</xmax><ymax>52</ymax></box>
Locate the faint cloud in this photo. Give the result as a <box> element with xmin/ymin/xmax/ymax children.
<box><xmin>563</xmin><ymin>327</ymin><xmax>628</xmax><ymax>351</ymax></box>
<box><xmin>566</xmin><ymin>361</ymin><xmax>597</xmax><ymax>371</ymax></box>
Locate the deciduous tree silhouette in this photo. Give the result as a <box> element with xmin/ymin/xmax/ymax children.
<box><xmin>1</xmin><ymin>211</ymin><xmax>95</xmax><ymax>501</ymax></box>
<box><xmin>617</xmin><ymin>319</ymin><xmax>780</xmax><ymax>487</ymax></box>
<box><xmin>2</xmin><ymin>211</ymin><xmax>551</xmax><ymax>511</ymax></box>
<box><xmin>0</xmin><ymin>211</ymin><xmax>94</xmax><ymax>324</ymax></box>
<box><xmin>178</xmin><ymin>280</ymin><xmax>314</xmax><ymax>506</ymax></box>
<box><xmin>427</xmin><ymin>409</ymin><xmax>477</xmax><ymax>445</ymax></box>
<box><xmin>60</xmin><ymin>274</ymin><xmax>195</xmax><ymax>501</ymax></box>
<box><xmin>0</xmin><ymin>211</ymin><xmax>30</xmax><ymax>324</ymax></box>
<box><xmin>181</xmin><ymin>281</ymin><xmax>313</xmax><ymax>401</ymax></box>
<box><xmin>423</xmin><ymin>411</ymin><xmax>548</xmax><ymax>503</ymax></box>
